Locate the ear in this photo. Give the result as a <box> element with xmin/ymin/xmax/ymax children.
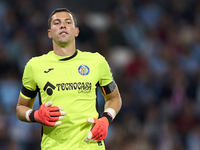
<box><xmin>75</xmin><ymin>27</ymin><xmax>80</xmax><ymax>37</ymax></box>
<box><xmin>48</xmin><ymin>29</ymin><xmax>52</xmax><ymax>39</ymax></box>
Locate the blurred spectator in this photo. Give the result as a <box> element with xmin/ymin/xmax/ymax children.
<box><xmin>137</xmin><ymin>0</ymin><xmax>163</xmax><ymax>29</ymax></box>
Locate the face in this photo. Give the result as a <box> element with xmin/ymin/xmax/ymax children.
<box><xmin>48</xmin><ymin>12</ymin><xmax>79</xmax><ymax>46</ymax></box>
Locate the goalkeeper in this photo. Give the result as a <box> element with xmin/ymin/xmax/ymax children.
<box><xmin>16</xmin><ymin>8</ymin><xmax>122</xmax><ymax>150</ymax></box>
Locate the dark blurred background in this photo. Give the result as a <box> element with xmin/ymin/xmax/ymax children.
<box><xmin>1</xmin><ymin>0</ymin><xmax>200</xmax><ymax>149</ymax></box>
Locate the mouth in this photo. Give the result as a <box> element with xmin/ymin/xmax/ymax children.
<box><xmin>60</xmin><ymin>31</ymin><xmax>68</xmax><ymax>35</ymax></box>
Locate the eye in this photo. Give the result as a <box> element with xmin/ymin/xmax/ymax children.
<box><xmin>53</xmin><ymin>20</ymin><xmax>60</xmax><ymax>25</ymax></box>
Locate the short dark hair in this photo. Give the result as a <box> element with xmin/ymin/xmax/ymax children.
<box><xmin>48</xmin><ymin>8</ymin><xmax>77</xmax><ymax>29</ymax></box>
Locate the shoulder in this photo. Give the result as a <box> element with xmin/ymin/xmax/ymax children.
<box><xmin>26</xmin><ymin>51</ymin><xmax>53</xmax><ymax>65</ymax></box>
<box><xmin>78</xmin><ymin>50</ymin><xmax>105</xmax><ymax>60</ymax></box>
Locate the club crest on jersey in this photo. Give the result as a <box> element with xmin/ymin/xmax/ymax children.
<box><xmin>78</xmin><ymin>65</ymin><xmax>90</xmax><ymax>76</ymax></box>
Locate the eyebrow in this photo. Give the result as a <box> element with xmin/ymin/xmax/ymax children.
<box><xmin>53</xmin><ymin>18</ymin><xmax>72</xmax><ymax>22</ymax></box>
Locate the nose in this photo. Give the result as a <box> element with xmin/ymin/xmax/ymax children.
<box><xmin>60</xmin><ymin>22</ymin><xmax>66</xmax><ymax>29</ymax></box>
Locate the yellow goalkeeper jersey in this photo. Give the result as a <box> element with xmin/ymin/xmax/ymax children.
<box><xmin>20</xmin><ymin>50</ymin><xmax>113</xmax><ymax>150</ymax></box>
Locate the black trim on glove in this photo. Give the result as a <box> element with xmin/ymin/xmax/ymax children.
<box><xmin>101</xmin><ymin>112</ymin><xmax>112</xmax><ymax>124</ymax></box>
<box><xmin>29</xmin><ymin>110</ymin><xmax>36</xmax><ymax>122</ymax></box>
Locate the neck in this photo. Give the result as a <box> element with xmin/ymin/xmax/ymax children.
<box><xmin>53</xmin><ymin>41</ymin><xmax>76</xmax><ymax>56</ymax></box>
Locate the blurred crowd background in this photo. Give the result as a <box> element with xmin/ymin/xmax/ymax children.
<box><xmin>1</xmin><ymin>0</ymin><xmax>200</xmax><ymax>149</ymax></box>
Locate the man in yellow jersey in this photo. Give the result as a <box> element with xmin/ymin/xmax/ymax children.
<box><xmin>16</xmin><ymin>8</ymin><xmax>122</xmax><ymax>150</ymax></box>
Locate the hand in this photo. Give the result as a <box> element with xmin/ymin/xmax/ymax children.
<box><xmin>84</xmin><ymin>117</ymin><xmax>109</xmax><ymax>142</ymax></box>
<box><xmin>30</xmin><ymin>101</ymin><xmax>66</xmax><ymax>126</ymax></box>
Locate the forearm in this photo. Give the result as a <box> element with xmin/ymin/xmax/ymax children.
<box><xmin>103</xmin><ymin>87</ymin><xmax>122</xmax><ymax>119</ymax></box>
<box><xmin>16</xmin><ymin>94</ymin><xmax>35</xmax><ymax>122</ymax></box>
<box><xmin>104</xmin><ymin>94</ymin><xmax>122</xmax><ymax>115</ymax></box>
<box><xmin>16</xmin><ymin>104</ymin><xmax>33</xmax><ymax>122</ymax></box>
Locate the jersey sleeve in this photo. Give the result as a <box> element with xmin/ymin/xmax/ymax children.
<box><xmin>97</xmin><ymin>53</ymin><xmax>113</xmax><ymax>86</ymax></box>
<box><xmin>97</xmin><ymin>53</ymin><xmax>117</xmax><ymax>96</ymax></box>
<box><xmin>20</xmin><ymin>59</ymin><xmax>38</xmax><ymax>99</ymax></box>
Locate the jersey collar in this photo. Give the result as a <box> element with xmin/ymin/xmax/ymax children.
<box><xmin>59</xmin><ymin>50</ymin><xmax>78</xmax><ymax>61</ymax></box>
<box><xmin>50</xmin><ymin>49</ymin><xmax>78</xmax><ymax>61</ymax></box>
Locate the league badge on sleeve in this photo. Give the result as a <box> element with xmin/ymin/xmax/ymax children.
<box><xmin>78</xmin><ymin>65</ymin><xmax>90</xmax><ymax>76</ymax></box>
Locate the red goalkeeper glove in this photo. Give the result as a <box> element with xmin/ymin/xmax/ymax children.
<box><xmin>26</xmin><ymin>101</ymin><xmax>66</xmax><ymax>126</ymax></box>
<box><xmin>84</xmin><ymin>108</ymin><xmax>116</xmax><ymax>142</ymax></box>
<box><xmin>84</xmin><ymin>117</ymin><xmax>109</xmax><ymax>142</ymax></box>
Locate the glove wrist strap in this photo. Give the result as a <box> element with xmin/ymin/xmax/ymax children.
<box><xmin>101</xmin><ymin>112</ymin><xmax>112</xmax><ymax>124</ymax></box>
<box><xmin>29</xmin><ymin>110</ymin><xmax>37</xmax><ymax>122</ymax></box>
<box><xmin>101</xmin><ymin>108</ymin><xmax>116</xmax><ymax>124</ymax></box>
